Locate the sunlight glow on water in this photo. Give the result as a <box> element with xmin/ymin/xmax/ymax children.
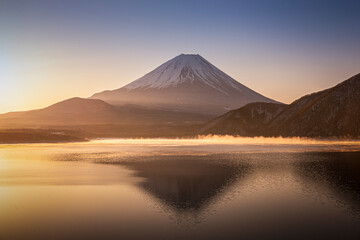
<box><xmin>0</xmin><ymin>139</ymin><xmax>360</xmax><ymax>239</ymax></box>
<box><xmin>91</xmin><ymin>136</ymin><xmax>360</xmax><ymax>146</ymax></box>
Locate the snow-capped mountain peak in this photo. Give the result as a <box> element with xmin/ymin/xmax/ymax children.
<box><xmin>90</xmin><ymin>54</ymin><xmax>278</xmax><ymax>114</ymax></box>
<box><xmin>123</xmin><ymin>54</ymin><xmax>246</xmax><ymax>94</ymax></box>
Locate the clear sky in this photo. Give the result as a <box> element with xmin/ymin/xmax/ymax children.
<box><xmin>1</xmin><ymin>0</ymin><xmax>360</xmax><ymax>113</ymax></box>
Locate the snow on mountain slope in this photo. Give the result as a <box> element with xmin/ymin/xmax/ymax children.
<box><xmin>91</xmin><ymin>54</ymin><xmax>278</xmax><ymax>114</ymax></box>
<box><xmin>124</xmin><ymin>54</ymin><xmax>247</xmax><ymax>94</ymax></box>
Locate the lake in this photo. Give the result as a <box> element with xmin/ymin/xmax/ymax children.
<box><xmin>1</xmin><ymin>137</ymin><xmax>360</xmax><ymax>240</ymax></box>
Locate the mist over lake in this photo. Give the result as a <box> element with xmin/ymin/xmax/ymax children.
<box><xmin>2</xmin><ymin>1</ymin><xmax>360</xmax><ymax>239</ymax></box>
<box><xmin>1</xmin><ymin>138</ymin><xmax>360</xmax><ymax>240</ymax></box>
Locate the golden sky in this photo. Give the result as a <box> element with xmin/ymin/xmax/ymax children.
<box><xmin>1</xmin><ymin>0</ymin><xmax>359</xmax><ymax>114</ymax></box>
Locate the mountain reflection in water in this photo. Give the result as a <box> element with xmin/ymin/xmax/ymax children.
<box><xmin>1</xmin><ymin>141</ymin><xmax>360</xmax><ymax>240</ymax></box>
<box><xmin>120</xmin><ymin>156</ymin><xmax>246</xmax><ymax>211</ymax></box>
<box><xmin>113</xmin><ymin>152</ymin><xmax>360</xmax><ymax>239</ymax></box>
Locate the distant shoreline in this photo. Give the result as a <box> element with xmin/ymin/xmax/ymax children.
<box><xmin>0</xmin><ymin>129</ymin><xmax>88</xmax><ymax>144</ymax></box>
<box><xmin>1</xmin><ymin>130</ymin><xmax>359</xmax><ymax>145</ymax></box>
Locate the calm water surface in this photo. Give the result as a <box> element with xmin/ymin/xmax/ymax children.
<box><xmin>0</xmin><ymin>138</ymin><xmax>360</xmax><ymax>240</ymax></box>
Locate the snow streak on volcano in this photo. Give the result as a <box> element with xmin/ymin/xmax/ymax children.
<box><xmin>91</xmin><ymin>54</ymin><xmax>277</xmax><ymax>114</ymax></box>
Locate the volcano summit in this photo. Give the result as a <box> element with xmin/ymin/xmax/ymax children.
<box><xmin>91</xmin><ymin>54</ymin><xmax>277</xmax><ymax>114</ymax></box>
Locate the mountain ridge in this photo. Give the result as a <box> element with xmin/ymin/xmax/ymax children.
<box><xmin>0</xmin><ymin>55</ymin><xmax>358</xmax><ymax>140</ymax></box>
<box><xmin>90</xmin><ymin>54</ymin><xmax>278</xmax><ymax>114</ymax></box>
<box><xmin>269</xmin><ymin>73</ymin><xmax>360</xmax><ymax>137</ymax></box>
<box><xmin>202</xmin><ymin>73</ymin><xmax>360</xmax><ymax>137</ymax></box>
<box><xmin>0</xmin><ymin>97</ymin><xmax>126</xmax><ymax>127</ymax></box>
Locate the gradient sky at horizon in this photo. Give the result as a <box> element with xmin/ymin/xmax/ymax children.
<box><xmin>1</xmin><ymin>0</ymin><xmax>360</xmax><ymax>113</ymax></box>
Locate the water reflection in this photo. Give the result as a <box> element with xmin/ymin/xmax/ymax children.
<box><xmin>119</xmin><ymin>156</ymin><xmax>247</xmax><ymax>211</ymax></box>
<box><xmin>295</xmin><ymin>152</ymin><xmax>360</xmax><ymax>213</ymax></box>
<box><xmin>1</xmin><ymin>141</ymin><xmax>360</xmax><ymax>240</ymax></box>
<box><xmin>115</xmin><ymin>151</ymin><xmax>360</xmax><ymax>239</ymax></box>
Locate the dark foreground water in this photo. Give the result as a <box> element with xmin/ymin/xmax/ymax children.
<box><xmin>0</xmin><ymin>138</ymin><xmax>360</xmax><ymax>240</ymax></box>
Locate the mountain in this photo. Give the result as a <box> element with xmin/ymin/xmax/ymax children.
<box><xmin>90</xmin><ymin>54</ymin><xmax>277</xmax><ymax>115</ymax></box>
<box><xmin>269</xmin><ymin>73</ymin><xmax>360</xmax><ymax>137</ymax></box>
<box><xmin>202</xmin><ymin>73</ymin><xmax>360</xmax><ymax>137</ymax></box>
<box><xmin>201</xmin><ymin>102</ymin><xmax>287</xmax><ymax>136</ymax></box>
<box><xmin>0</xmin><ymin>97</ymin><xmax>126</xmax><ymax>128</ymax></box>
<box><xmin>0</xmin><ymin>96</ymin><xmax>212</xmax><ymax>128</ymax></box>
<box><xmin>0</xmin><ymin>97</ymin><xmax>209</xmax><ymax>139</ymax></box>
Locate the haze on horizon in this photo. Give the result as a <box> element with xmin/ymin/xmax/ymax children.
<box><xmin>1</xmin><ymin>0</ymin><xmax>360</xmax><ymax>114</ymax></box>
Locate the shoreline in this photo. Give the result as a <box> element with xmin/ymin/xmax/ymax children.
<box><xmin>1</xmin><ymin>135</ymin><xmax>359</xmax><ymax>145</ymax></box>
